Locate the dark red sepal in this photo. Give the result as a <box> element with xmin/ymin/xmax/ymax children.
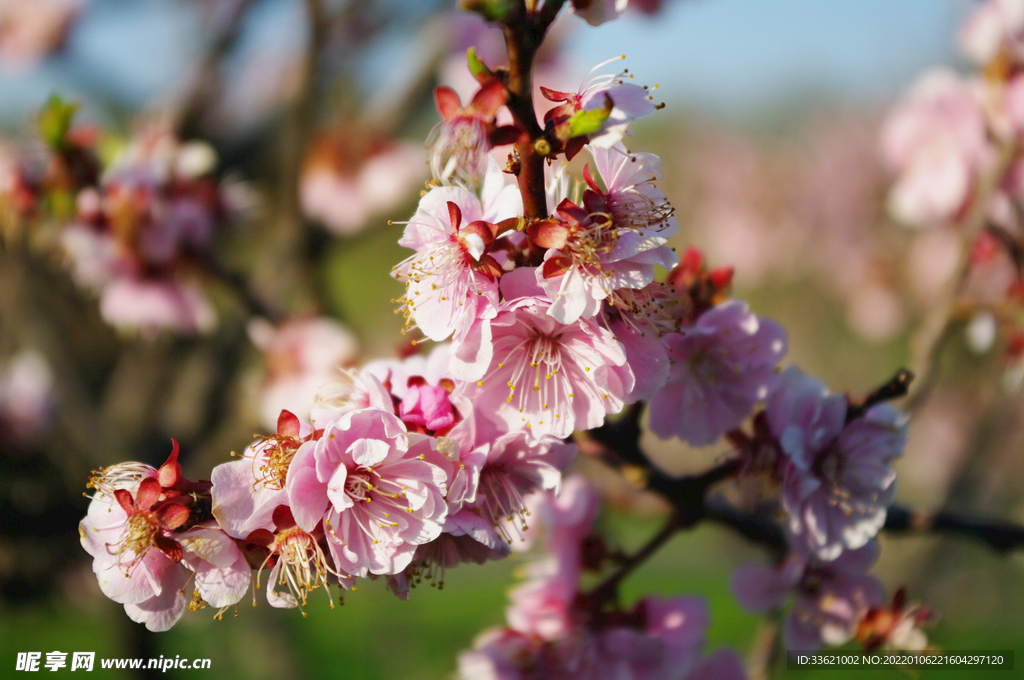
<box><xmin>135</xmin><ymin>477</ymin><xmax>163</xmax><ymax>513</ymax></box>
<box><xmin>527</xmin><ymin>219</ymin><xmax>571</xmax><ymax>250</ymax></box>
<box><xmin>542</xmin><ymin>254</ymin><xmax>575</xmax><ymax>279</ymax></box>
<box><xmin>155</xmin><ymin>502</ymin><xmax>190</xmax><ymax>531</ymax></box>
<box><xmin>155</xmin><ymin>535</ymin><xmax>183</xmax><ymax>563</ymax></box>
<box><xmin>157</xmin><ymin>439</ymin><xmax>181</xmax><ymax>488</ymax></box>
<box><xmin>277</xmin><ymin>410</ymin><xmax>301</xmax><ymax>439</ymax></box>
<box><xmin>114</xmin><ymin>488</ymin><xmax>135</xmax><ymax>515</ymax></box>
<box><xmin>271</xmin><ymin>505</ymin><xmax>297</xmax><ymax>532</ymax></box>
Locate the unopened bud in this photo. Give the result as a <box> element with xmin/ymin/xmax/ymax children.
<box><xmin>533</xmin><ymin>138</ymin><xmax>552</xmax><ymax>156</ymax></box>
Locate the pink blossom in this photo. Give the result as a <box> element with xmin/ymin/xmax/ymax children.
<box><xmin>285</xmin><ymin>408</ymin><xmax>448</xmax><ymax>577</ymax></box>
<box><xmin>178</xmin><ymin>523</ymin><xmax>251</xmax><ymax>610</ymax></box>
<box><xmin>312</xmin><ymin>366</ymin><xmax>395</xmax><ymax>417</ymax></box>
<box><xmin>534</xmin><ymin>144</ymin><xmax>678</xmax><ymax>325</ymax></box>
<box><xmin>388</xmin><ymin>524</ymin><xmax>510</xmax><ymax>598</ymax></box>
<box><xmin>399</xmin><ymin>384</ymin><xmax>456</xmax><ymax>431</ymax></box>
<box><xmin>570</xmin><ymin>0</ymin><xmax>629</xmax><ymax>26</ymax></box>
<box><xmin>621</xmin><ymin>596</ymin><xmax>709</xmax><ymax>680</ymax></box>
<box><xmin>503</xmin><ymin>478</ymin><xmax>595</xmax><ymax>640</ymax></box>
<box><xmin>0</xmin><ymin>348</ymin><xmax>53</xmax><ymax>443</ymax></box>
<box><xmin>428</xmin><ymin>77</ymin><xmax>517</xmax><ymax>187</ymax></box>
<box><xmin>648</xmin><ymin>300</ymin><xmax>787</xmax><ymax>446</ymax></box>
<box><xmin>393</xmin><ymin>171</ymin><xmax>521</xmax><ymax>380</ymax></box>
<box><xmin>542</xmin><ymin>57</ymin><xmax>657</xmax><ymax>153</ymax></box>
<box><xmin>732</xmin><ymin>540</ymin><xmax>885</xmax><ymax>651</ymax></box>
<box><xmin>959</xmin><ymin>0</ymin><xmax>1024</xmax><ymax>65</ymax></box>
<box><xmin>607</xmin><ymin>311</ymin><xmax>671</xmax><ymax>403</ymax></box>
<box><xmin>459</xmin><ymin>268</ymin><xmax>635</xmax><ymax>441</ymax></box>
<box><xmin>586</xmin><ymin>143</ymin><xmax>677</xmax><ymax>235</ymax></box>
<box><xmin>881</xmin><ymin>69</ymin><xmax>992</xmax><ymax>226</ymax></box>
<box><xmin>248</xmin><ymin>316</ymin><xmax>360</xmax><ymax>429</ymax></box>
<box><xmin>767</xmin><ymin>368</ymin><xmax>907</xmax><ymax>560</ymax></box>
<box><xmin>79</xmin><ymin>476</ymin><xmax>192</xmax><ymax>631</ymax></box>
<box><xmin>243</xmin><ymin>505</ymin><xmax>341</xmax><ymax>610</ymax></box>
<box><xmin>362</xmin><ymin>343</ymin><xmax>462</xmax><ymax>434</ymax></box>
<box><xmin>471</xmin><ymin>432</ymin><xmax>576</xmax><ymax>547</ymax></box>
<box><xmin>98</xmin><ymin>277</ymin><xmax>216</xmax><ymax>336</ymax></box>
<box><xmin>81</xmin><ymin>442</ymin><xmax>247</xmax><ymax>627</ymax></box>
<box><xmin>300</xmin><ymin>139</ymin><xmax>426</xmax><ymax>235</ymax></box>
<box><xmin>210</xmin><ymin>410</ymin><xmax>318</xmax><ymax>539</ymax></box>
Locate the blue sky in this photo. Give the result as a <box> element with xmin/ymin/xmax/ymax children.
<box><xmin>570</xmin><ymin>0</ymin><xmax>967</xmax><ymax>112</ymax></box>
<box><xmin>0</xmin><ymin>0</ymin><xmax>972</xmax><ymax>126</ymax></box>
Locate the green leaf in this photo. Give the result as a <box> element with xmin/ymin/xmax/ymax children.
<box><xmin>37</xmin><ymin>95</ymin><xmax>79</xmax><ymax>150</ymax></box>
<box><xmin>459</xmin><ymin>0</ymin><xmax>515</xmax><ymax>23</ymax></box>
<box><xmin>560</xmin><ymin>94</ymin><xmax>613</xmax><ymax>140</ymax></box>
<box><xmin>467</xmin><ymin>47</ymin><xmax>493</xmax><ymax>81</ymax></box>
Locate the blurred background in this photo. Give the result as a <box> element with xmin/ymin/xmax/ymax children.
<box><xmin>2</xmin><ymin>0</ymin><xmax>1023</xmax><ymax>678</ymax></box>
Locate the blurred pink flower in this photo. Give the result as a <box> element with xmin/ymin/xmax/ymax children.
<box><xmin>732</xmin><ymin>540</ymin><xmax>885</xmax><ymax>651</ymax></box>
<box><xmin>0</xmin><ymin>0</ymin><xmax>82</xmax><ymax>70</ymax></box>
<box><xmin>248</xmin><ymin>316</ymin><xmax>359</xmax><ymax>429</ymax></box>
<box><xmin>959</xmin><ymin>0</ymin><xmax>1024</xmax><ymax>65</ymax></box>
<box><xmin>648</xmin><ymin>300</ymin><xmax>786</xmax><ymax>446</ymax></box>
<box><xmin>99</xmin><ymin>277</ymin><xmax>216</xmax><ymax>336</ymax></box>
<box><xmin>0</xmin><ymin>348</ymin><xmax>54</xmax><ymax>443</ymax></box>
<box><xmin>300</xmin><ymin>138</ymin><xmax>426</xmax><ymax>235</ymax></box>
<box><xmin>881</xmin><ymin>69</ymin><xmax>992</xmax><ymax>226</ymax></box>
<box><xmin>287</xmin><ymin>408</ymin><xmax>448</xmax><ymax>578</ymax></box>
<box><xmin>767</xmin><ymin>368</ymin><xmax>906</xmax><ymax>561</ymax></box>
<box><xmin>459</xmin><ymin>267</ymin><xmax>635</xmax><ymax>441</ymax></box>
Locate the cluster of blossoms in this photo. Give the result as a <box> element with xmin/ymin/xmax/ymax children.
<box><xmin>0</xmin><ymin>348</ymin><xmax>53</xmax><ymax>447</ymax></box>
<box><xmin>0</xmin><ymin>0</ymin><xmax>83</xmax><ymax>71</ymax></box>
<box><xmin>1</xmin><ymin>100</ymin><xmax>237</xmax><ymax>334</ymax></box>
<box><xmin>76</xmin><ymin>1</ymin><xmax>927</xmax><ymax>673</ymax></box>
<box><xmin>723</xmin><ymin>366</ymin><xmax>916</xmax><ymax>651</ymax></box>
<box><xmin>80</xmin><ymin>344</ymin><xmax>576</xmax><ymax>629</ymax></box>
<box><xmin>882</xmin><ymin>0</ymin><xmax>1024</xmax><ymax>381</ymax></box>
<box><xmin>460</xmin><ymin>477</ymin><xmax>746</xmax><ymax>680</ymax></box>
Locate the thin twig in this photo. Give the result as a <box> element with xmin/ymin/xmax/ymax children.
<box><xmin>501</xmin><ymin>0</ymin><xmax>567</xmax><ymax>219</ymax></box>
<box><xmin>905</xmin><ymin>142</ymin><xmax>1019</xmax><ymax>413</ymax></box>
<box><xmin>586</xmin><ymin>516</ymin><xmax>680</xmax><ymax>602</ymax></box>
<box><xmin>175</xmin><ymin>0</ymin><xmax>257</xmax><ymax>138</ymax></box>
<box><xmin>884</xmin><ymin>505</ymin><xmax>1024</xmax><ymax>554</ymax></box>
<box><xmin>747</xmin><ymin>612</ymin><xmax>782</xmax><ymax>680</ymax></box>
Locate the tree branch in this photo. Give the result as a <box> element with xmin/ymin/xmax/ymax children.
<box><xmin>905</xmin><ymin>142</ymin><xmax>1019</xmax><ymax>414</ymax></box>
<box><xmin>884</xmin><ymin>505</ymin><xmax>1024</xmax><ymax>554</ymax></box>
<box><xmin>586</xmin><ymin>515</ymin><xmax>680</xmax><ymax>603</ymax></box>
<box><xmin>501</xmin><ymin>1</ymin><xmax>566</xmax><ymax>219</ymax></box>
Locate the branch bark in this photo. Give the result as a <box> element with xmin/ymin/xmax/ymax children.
<box><xmin>501</xmin><ymin>0</ymin><xmax>567</xmax><ymax>219</ymax></box>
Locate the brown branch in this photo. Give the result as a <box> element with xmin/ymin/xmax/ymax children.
<box><xmin>175</xmin><ymin>0</ymin><xmax>257</xmax><ymax>139</ymax></box>
<box><xmin>500</xmin><ymin>0</ymin><xmax>567</xmax><ymax>219</ymax></box>
<box><xmin>586</xmin><ymin>400</ymin><xmax>1024</xmax><ymax>576</ymax></box>
<box><xmin>884</xmin><ymin>505</ymin><xmax>1024</xmax><ymax>554</ymax></box>
<box><xmin>586</xmin><ymin>515</ymin><xmax>680</xmax><ymax>603</ymax></box>
<box><xmin>846</xmin><ymin>368</ymin><xmax>913</xmax><ymax>423</ymax></box>
<box><xmin>905</xmin><ymin>142</ymin><xmax>1019</xmax><ymax>414</ymax></box>
<box><xmin>582</xmin><ymin>404</ymin><xmax>741</xmax><ymax>525</ymax></box>
<box><xmin>747</xmin><ymin>613</ymin><xmax>783</xmax><ymax>680</ymax></box>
